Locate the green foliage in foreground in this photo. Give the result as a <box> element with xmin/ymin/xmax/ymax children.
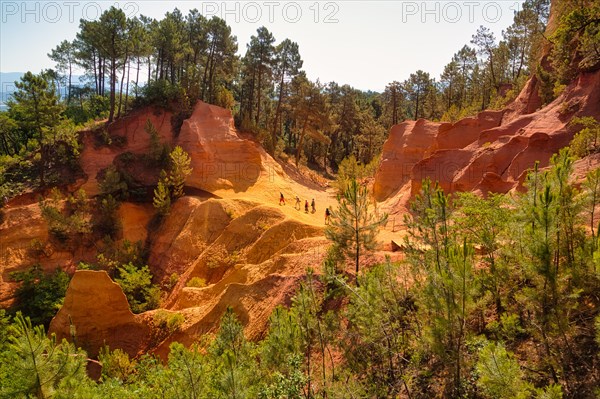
<box><xmin>10</xmin><ymin>266</ymin><xmax>70</xmax><ymax>328</ymax></box>
<box><xmin>2</xmin><ymin>149</ymin><xmax>599</xmax><ymax>398</ymax></box>
<box><xmin>326</xmin><ymin>179</ymin><xmax>388</xmax><ymax>278</ymax></box>
<box><xmin>114</xmin><ymin>263</ymin><xmax>160</xmax><ymax>314</ymax></box>
<box><xmin>569</xmin><ymin>117</ymin><xmax>600</xmax><ymax>158</ymax></box>
<box><xmin>0</xmin><ymin>313</ymin><xmax>87</xmax><ymax>399</ymax></box>
<box><xmin>152</xmin><ymin>146</ymin><xmax>193</xmax><ymax>216</ymax></box>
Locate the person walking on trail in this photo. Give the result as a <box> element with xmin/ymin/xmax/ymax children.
<box><xmin>295</xmin><ymin>196</ymin><xmax>301</xmax><ymax>210</ymax></box>
<box><xmin>325</xmin><ymin>207</ymin><xmax>331</xmax><ymax>225</ymax></box>
<box><xmin>305</xmin><ymin>200</ymin><xmax>309</xmax><ymax>213</ymax></box>
<box><xmin>311</xmin><ymin>198</ymin><xmax>316</xmax><ymax>213</ymax></box>
<box><xmin>279</xmin><ymin>192</ymin><xmax>286</xmax><ymax>205</ymax></box>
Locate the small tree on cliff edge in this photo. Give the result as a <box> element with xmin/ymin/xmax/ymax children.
<box><xmin>153</xmin><ymin>171</ymin><xmax>171</xmax><ymax>216</ymax></box>
<box><xmin>169</xmin><ymin>146</ymin><xmax>193</xmax><ymax>199</ymax></box>
<box><xmin>152</xmin><ymin>146</ymin><xmax>192</xmax><ymax>217</ymax></box>
<box><xmin>325</xmin><ymin>179</ymin><xmax>388</xmax><ymax>282</ymax></box>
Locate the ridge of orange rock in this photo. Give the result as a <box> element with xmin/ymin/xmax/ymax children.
<box><xmin>49</xmin><ymin>270</ymin><xmax>150</xmax><ymax>358</ymax></box>
<box><xmin>374</xmin><ymin>69</ymin><xmax>600</xmax><ymax>213</ymax></box>
<box><xmin>5</xmin><ymin>68</ymin><xmax>599</xmax><ymax>360</ymax></box>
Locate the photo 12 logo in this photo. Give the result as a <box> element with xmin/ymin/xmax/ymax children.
<box><xmin>199</xmin><ymin>1</ymin><xmax>340</xmax><ymax>24</ymax></box>
<box><xmin>1</xmin><ymin>2</ymin><xmax>140</xmax><ymax>24</ymax></box>
<box><xmin>1</xmin><ymin>82</ymin><xmax>16</xmax><ymax>105</ymax></box>
<box><xmin>0</xmin><ymin>1</ymin><xmax>341</xmax><ymax>24</ymax></box>
<box><xmin>400</xmin><ymin>1</ymin><xmax>523</xmax><ymax>23</ymax></box>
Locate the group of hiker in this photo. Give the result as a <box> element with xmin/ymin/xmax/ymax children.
<box><xmin>279</xmin><ymin>192</ymin><xmax>331</xmax><ymax>224</ymax></box>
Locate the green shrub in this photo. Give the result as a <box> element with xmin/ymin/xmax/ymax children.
<box><xmin>77</xmin><ymin>261</ymin><xmax>97</xmax><ymax>270</ymax></box>
<box><xmin>536</xmin><ymin>385</ymin><xmax>563</xmax><ymax>399</ymax></box>
<box><xmin>28</xmin><ymin>238</ymin><xmax>47</xmax><ymax>258</ymax></box>
<box><xmin>111</xmin><ymin>135</ymin><xmax>127</xmax><ymax>147</ymax></box>
<box><xmin>499</xmin><ymin>313</ymin><xmax>525</xmax><ymax>342</ymax></box>
<box><xmin>39</xmin><ymin>188</ymin><xmax>92</xmax><ymax>244</ymax></box>
<box><xmin>225</xmin><ymin>208</ymin><xmax>236</xmax><ymax>219</ymax></box>
<box><xmin>186</xmin><ymin>277</ymin><xmax>206</xmax><ymax>288</ymax></box>
<box><xmin>114</xmin><ymin>263</ymin><xmax>160</xmax><ymax>314</ymax></box>
<box><xmin>98</xmin><ymin>346</ymin><xmax>136</xmax><ymax>382</ymax></box>
<box><xmin>97</xmin><ymin>238</ymin><xmax>145</xmax><ymax>274</ymax></box>
<box><xmin>569</xmin><ymin>116</ymin><xmax>600</xmax><ymax>157</ymax></box>
<box><xmin>166</xmin><ymin>273</ymin><xmax>179</xmax><ymax>290</ymax></box>
<box><xmin>99</xmin><ymin>165</ymin><xmax>128</xmax><ymax>200</ymax></box>
<box><xmin>96</xmin><ymin>128</ymin><xmax>112</xmax><ymax>147</ymax></box>
<box><xmin>476</xmin><ymin>341</ymin><xmax>531</xmax><ymax>399</ymax></box>
<box><xmin>153</xmin><ymin>176</ymin><xmax>171</xmax><ymax>216</ymax></box>
<box><xmin>153</xmin><ymin>310</ymin><xmax>185</xmax><ymax>333</ymax></box>
<box><xmin>10</xmin><ymin>265</ymin><xmax>70</xmax><ymax>327</ymax></box>
<box><xmin>595</xmin><ymin>314</ymin><xmax>600</xmax><ymax>348</ymax></box>
<box><xmin>0</xmin><ymin>154</ymin><xmax>32</xmax><ymax>200</ymax></box>
<box><xmin>334</xmin><ymin>155</ymin><xmax>379</xmax><ymax>194</ymax></box>
<box><xmin>144</xmin><ymin>119</ymin><xmax>169</xmax><ymax>165</ymax></box>
<box><xmin>215</xmin><ymin>86</ymin><xmax>235</xmax><ymax>110</ymax></box>
<box><xmin>95</xmin><ymin>194</ymin><xmax>121</xmax><ymax>238</ymax></box>
<box><xmin>138</xmin><ymin>80</ymin><xmax>184</xmax><ymax>109</ymax></box>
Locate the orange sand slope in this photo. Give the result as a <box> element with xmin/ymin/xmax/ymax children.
<box><xmin>374</xmin><ymin>69</ymin><xmax>600</xmax><ymax>215</ymax></box>
<box><xmin>3</xmin><ymin>70</ymin><xmax>598</xmax><ymax>358</ymax></box>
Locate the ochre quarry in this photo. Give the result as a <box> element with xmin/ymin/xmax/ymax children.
<box><xmin>374</xmin><ymin>69</ymin><xmax>600</xmax><ymax>214</ymax></box>
<box><xmin>0</xmin><ymin>101</ymin><xmax>331</xmax><ymax>358</ymax></box>
<box><xmin>3</xmin><ymin>68</ymin><xmax>599</xmax><ymax>359</ymax></box>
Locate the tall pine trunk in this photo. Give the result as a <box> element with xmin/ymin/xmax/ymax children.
<box><xmin>272</xmin><ymin>70</ymin><xmax>286</xmax><ymax>150</ymax></box>
<box><xmin>135</xmin><ymin>57</ymin><xmax>141</xmax><ymax>99</ymax></box>
<box><xmin>67</xmin><ymin>61</ymin><xmax>72</xmax><ymax>104</ymax></box>
<box><xmin>124</xmin><ymin>59</ymin><xmax>131</xmax><ymax>114</ymax></box>
<box><xmin>117</xmin><ymin>52</ymin><xmax>128</xmax><ymax>119</ymax></box>
<box><xmin>108</xmin><ymin>57</ymin><xmax>116</xmax><ymax>122</ymax></box>
<box><xmin>256</xmin><ymin>68</ymin><xmax>262</xmax><ymax>126</ymax></box>
<box><xmin>295</xmin><ymin>114</ymin><xmax>310</xmax><ymax>167</ymax></box>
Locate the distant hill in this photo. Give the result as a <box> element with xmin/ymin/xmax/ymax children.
<box><xmin>0</xmin><ymin>72</ymin><xmax>24</xmax><ymax>110</ymax></box>
<box><xmin>0</xmin><ymin>72</ymin><xmax>87</xmax><ymax>111</ymax></box>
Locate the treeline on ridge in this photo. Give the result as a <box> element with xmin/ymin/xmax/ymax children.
<box><xmin>6</xmin><ymin>0</ymin><xmax>593</xmax><ymax>187</ymax></box>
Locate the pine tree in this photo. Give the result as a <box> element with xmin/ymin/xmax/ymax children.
<box><xmin>513</xmin><ymin>149</ymin><xmax>584</xmax><ymax>387</ymax></box>
<box><xmin>472</xmin><ymin>26</ymin><xmax>499</xmax><ymax>90</ymax></box>
<box><xmin>153</xmin><ymin>172</ymin><xmax>171</xmax><ymax>216</ymax></box>
<box><xmin>202</xmin><ymin>17</ymin><xmax>238</xmax><ymax>104</ymax></box>
<box><xmin>403</xmin><ymin>70</ymin><xmax>433</xmax><ymax>119</ymax></box>
<box><xmin>168</xmin><ymin>146</ymin><xmax>192</xmax><ymax>199</ymax></box>
<box><xmin>271</xmin><ymin>39</ymin><xmax>303</xmax><ymax>150</ymax></box>
<box><xmin>209</xmin><ymin>308</ymin><xmax>257</xmax><ymax>398</ymax></box>
<box><xmin>243</xmin><ymin>27</ymin><xmax>276</xmax><ymax>128</ymax></box>
<box><xmin>583</xmin><ymin>168</ymin><xmax>600</xmax><ymax>244</ymax></box>
<box><xmin>165</xmin><ymin>343</ymin><xmax>207</xmax><ymax>398</ymax></box>
<box><xmin>114</xmin><ymin>263</ymin><xmax>160</xmax><ymax>313</ymax></box>
<box><xmin>343</xmin><ymin>259</ymin><xmax>414</xmax><ymax>397</ymax></box>
<box><xmin>404</xmin><ymin>179</ymin><xmax>476</xmax><ymax>396</ymax></box>
<box><xmin>325</xmin><ymin>179</ymin><xmax>388</xmax><ymax>280</ymax></box>
<box><xmin>569</xmin><ymin>116</ymin><xmax>600</xmax><ymax>157</ymax></box>
<box><xmin>382</xmin><ymin>81</ymin><xmax>404</xmax><ymax>126</ymax></box>
<box><xmin>455</xmin><ymin>192</ymin><xmax>509</xmax><ymax>317</ymax></box>
<box><xmin>288</xmin><ymin>74</ymin><xmax>331</xmax><ymax>167</ymax></box>
<box><xmin>476</xmin><ymin>341</ymin><xmax>531</xmax><ymax>399</ymax></box>
<box><xmin>8</xmin><ymin>72</ymin><xmax>67</xmax><ymax>186</ymax></box>
<box><xmin>145</xmin><ymin>118</ymin><xmax>163</xmax><ymax>164</ymax></box>
<box><xmin>0</xmin><ymin>314</ymin><xmax>86</xmax><ymax>399</ymax></box>
<box><xmin>48</xmin><ymin>40</ymin><xmax>76</xmax><ymax>103</ymax></box>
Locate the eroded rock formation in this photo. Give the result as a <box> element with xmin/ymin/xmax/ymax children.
<box><xmin>374</xmin><ymin>69</ymin><xmax>600</xmax><ymax>210</ymax></box>
<box><xmin>6</xmin><ymin>65</ymin><xmax>599</xmax><ymax>361</ymax></box>
<box><xmin>49</xmin><ymin>270</ymin><xmax>150</xmax><ymax>358</ymax></box>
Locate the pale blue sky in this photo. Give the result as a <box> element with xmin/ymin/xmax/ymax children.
<box><xmin>0</xmin><ymin>1</ymin><xmax>524</xmax><ymax>91</ymax></box>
